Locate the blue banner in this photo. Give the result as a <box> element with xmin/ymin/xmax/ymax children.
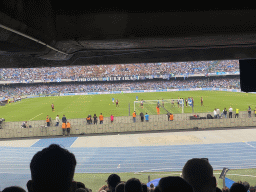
<box><xmin>147</xmin><ymin>178</ymin><xmax>161</xmax><ymax>187</ymax></box>
<box><xmin>225</xmin><ymin>178</ymin><xmax>235</xmax><ymax>189</ymax></box>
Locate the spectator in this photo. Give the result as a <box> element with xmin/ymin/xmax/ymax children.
<box><xmin>93</xmin><ymin>114</ymin><xmax>98</xmax><ymax>124</ymax></box>
<box><xmin>46</xmin><ymin>115</ymin><xmax>50</xmax><ymax>127</ymax></box>
<box><xmin>125</xmin><ymin>178</ymin><xmax>142</xmax><ymax>192</ymax></box>
<box><xmin>222</xmin><ymin>108</ymin><xmax>227</xmax><ymax>118</ymax></box>
<box><xmin>145</xmin><ymin>113</ymin><xmax>149</xmax><ymax>122</ymax></box>
<box><xmin>154</xmin><ymin>186</ymin><xmax>161</xmax><ymax>192</ymax></box>
<box><xmin>229</xmin><ymin>107</ymin><xmax>233</xmax><ymax>118</ymax></box>
<box><xmin>76</xmin><ymin>186</ymin><xmax>91</xmax><ymax>192</ymax></box>
<box><xmin>99</xmin><ymin>113</ymin><xmax>104</xmax><ymax>124</ymax></box>
<box><xmin>133</xmin><ymin>111</ymin><xmax>136</xmax><ymax>123</ymax></box>
<box><xmin>169</xmin><ymin>113</ymin><xmax>173</xmax><ymax>121</ymax></box>
<box><xmin>248</xmin><ymin>106</ymin><xmax>252</xmax><ymax>118</ymax></box>
<box><xmin>62</xmin><ymin>122</ymin><xmax>67</xmax><ymax>136</ymax></box>
<box><xmin>213</xmin><ymin>108</ymin><xmax>217</xmax><ymax>119</ymax></box>
<box><xmin>182</xmin><ymin>158</ymin><xmax>216</xmax><ymax>192</ymax></box>
<box><xmin>142</xmin><ymin>183</ymin><xmax>149</xmax><ymax>192</ymax></box>
<box><xmin>149</xmin><ymin>183</ymin><xmax>155</xmax><ymax>190</ymax></box>
<box><xmin>222</xmin><ymin>186</ymin><xmax>230</xmax><ymax>192</ymax></box>
<box><xmin>217</xmin><ymin>108</ymin><xmax>220</xmax><ymax>118</ymax></box>
<box><xmin>88</xmin><ymin>114</ymin><xmax>92</xmax><ymax>124</ymax></box>
<box><xmin>2</xmin><ymin>186</ymin><xmax>26</xmax><ymax>192</ymax></box>
<box><xmin>250</xmin><ymin>186</ymin><xmax>256</xmax><ymax>192</ymax></box>
<box><xmin>158</xmin><ymin>176</ymin><xmax>193</xmax><ymax>192</ymax></box>
<box><xmin>166</xmin><ymin>112</ymin><xmax>170</xmax><ymax>121</ymax></box>
<box><xmin>87</xmin><ymin>115</ymin><xmax>91</xmax><ymax>125</ymax></box>
<box><xmin>76</xmin><ymin>181</ymin><xmax>86</xmax><ymax>189</ymax></box>
<box><xmin>110</xmin><ymin>115</ymin><xmax>114</xmax><ymax>123</ymax></box>
<box><xmin>66</xmin><ymin>121</ymin><xmax>71</xmax><ymax>136</ymax></box>
<box><xmin>243</xmin><ymin>181</ymin><xmax>250</xmax><ymax>191</ymax></box>
<box><xmin>235</xmin><ymin>108</ymin><xmax>239</xmax><ymax>118</ymax></box>
<box><xmin>21</xmin><ymin>121</ymin><xmax>27</xmax><ymax>128</ymax></box>
<box><xmin>230</xmin><ymin>183</ymin><xmax>247</xmax><ymax>192</ymax></box>
<box><xmin>55</xmin><ymin>115</ymin><xmax>60</xmax><ymax>126</ymax></box>
<box><xmin>115</xmin><ymin>182</ymin><xmax>125</xmax><ymax>192</ymax></box>
<box><xmin>98</xmin><ymin>185</ymin><xmax>109</xmax><ymax>192</ymax></box>
<box><xmin>27</xmin><ymin>144</ymin><xmax>77</xmax><ymax>192</ymax></box>
<box><xmin>76</xmin><ymin>189</ymin><xmax>87</xmax><ymax>192</ymax></box>
<box><xmin>102</xmin><ymin>174</ymin><xmax>121</xmax><ymax>192</ymax></box>
<box><xmin>62</xmin><ymin>115</ymin><xmax>67</xmax><ymax>123</ymax></box>
<box><xmin>140</xmin><ymin>112</ymin><xmax>144</xmax><ymax>122</ymax></box>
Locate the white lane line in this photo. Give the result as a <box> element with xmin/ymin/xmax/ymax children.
<box><xmin>245</xmin><ymin>142</ymin><xmax>256</xmax><ymax>148</ymax></box>
<box><xmin>29</xmin><ymin>113</ymin><xmax>43</xmax><ymax>121</ymax></box>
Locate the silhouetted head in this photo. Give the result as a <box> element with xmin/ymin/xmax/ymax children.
<box><xmin>106</xmin><ymin>174</ymin><xmax>121</xmax><ymax>192</ymax></box>
<box><xmin>125</xmin><ymin>178</ymin><xmax>142</xmax><ymax>192</ymax></box>
<box><xmin>28</xmin><ymin>144</ymin><xmax>77</xmax><ymax>192</ymax></box>
<box><xmin>230</xmin><ymin>183</ymin><xmax>247</xmax><ymax>192</ymax></box>
<box><xmin>158</xmin><ymin>176</ymin><xmax>193</xmax><ymax>192</ymax></box>
<box><xmin>3</xmin><ymin>186</ymin><xmax>26</xmax><ymax>192</ymax></box>
<box><xmin>182</xmin><ymin>158</ymin><xmax>216</xmax><ymax>192</ymax></box>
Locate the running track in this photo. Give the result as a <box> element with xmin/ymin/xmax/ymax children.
<box><xmin>1</xmin><ymin>131</ymin><xmax>256</xmax><ymax>190</ymax></box>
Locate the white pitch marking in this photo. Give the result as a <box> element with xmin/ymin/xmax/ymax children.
<box><xmin>29</xmin><ymin>113</ymin><xmax>43</xmax><ymax>121</ymax></box>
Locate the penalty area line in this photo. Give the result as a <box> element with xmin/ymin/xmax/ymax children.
<box><xmin>29</xmin><ymin>113</ymin><xmax>43</xmax><ymax>121</ymax></box>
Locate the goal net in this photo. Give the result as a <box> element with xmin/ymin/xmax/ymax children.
<box><xmin>134</xmin><ymin>99</ymin><xmax>184</xmax><ymax>115</ymax></box>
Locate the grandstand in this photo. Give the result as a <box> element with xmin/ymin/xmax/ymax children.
<box><xmin>0</xmin><ymin>60</ymin><xmax>240</xmax><ymax>98</ymax></box>
<box><xmin>0</xmin><ymin>60</ymin><xmax>239</xmax><ymax>83</ymax></box>
<box><xmin>1</xmin><ymin>60</ymin><xmax>256</xmax><ymax>192</ymax></box>
<box><xmin>0</xmin><ymin>76</ymin><xmax>240</xmax><ymax>97</ymax></box>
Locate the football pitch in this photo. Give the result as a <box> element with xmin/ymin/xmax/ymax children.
<box><xmin>1</xmin><ymin>91</ymin><xmax>256</xmax><ymax>122</ymax></box>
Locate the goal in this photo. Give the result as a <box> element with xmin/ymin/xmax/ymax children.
<box><xmin>134</xmin><ymin>99</ymin><xmax>184</xmax><ymax>115</ymax></box>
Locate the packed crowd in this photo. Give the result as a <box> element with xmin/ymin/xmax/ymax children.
<box><xmin>0</xmin><ymin>77</ymin><xmax>240</xmax><ymax>96</ymax></box>
<box><xmin>1</xmin><ymin>144</ymin><xmax>254</xmax><ymax>192</ymax></box>
<box><xmin>0</xmin><ymin>60</ymin><xmax>239</xmax><ymax>82</ymax></box>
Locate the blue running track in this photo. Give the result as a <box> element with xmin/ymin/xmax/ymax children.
<box><xmin>1</xmin><ymin>137</ymin><xmax>256</xmax><ymax>191</ymax></box>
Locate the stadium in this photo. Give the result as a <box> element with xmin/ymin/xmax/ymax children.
<box><xmin>1</xmin><ymin>3</ymin><xmax>256</xmax><ymax>192</ymax></box>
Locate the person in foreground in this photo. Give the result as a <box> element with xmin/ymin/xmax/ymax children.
<box><xmin>182</xmin><ymin>158</ymin><xmax>216</xmax><ymax>192</ymax></box>
<box><xmin>158</xmin><ymin>176</ymin><xmax>193</xmax><ymax>192</ymax></box>
<box><xmin>98</xmin><ymin>174</ymin><xmax>121</xmax><ymax>192</ymax></box>
<box><xmin>2</xmin><ymin>186</ymin><xmax>26</xmax><ymax>192</ymax></box>
<box><xmin>27</xmin><ymin>144</ymin><xmax>77</xmax><ymax>192</ymax></box>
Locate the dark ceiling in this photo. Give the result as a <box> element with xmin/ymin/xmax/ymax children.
<box><xmin>0</xmin><ymin>1</ymin><xmax>255</xmax><ymax>68</ymax></box>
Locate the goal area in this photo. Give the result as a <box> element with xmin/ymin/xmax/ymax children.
<box><xmin>134</xmin><ymin>99</ymin><xmax>184</xmax><ymax>115</ymax></box>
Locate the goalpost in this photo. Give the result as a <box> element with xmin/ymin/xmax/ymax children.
<box><xmin>134</xmin><ymin>99</ymin><xmax>184</xmax><ymax>115</ymax></box>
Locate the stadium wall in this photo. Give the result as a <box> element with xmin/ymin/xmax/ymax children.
<box><xmin>0</xmin><ymin>111</ymin><xmax>254</xmax><ymax>139</ymax></box>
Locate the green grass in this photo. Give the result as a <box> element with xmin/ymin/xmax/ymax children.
<box><xmin>73</xmin><ymin>168</ymin><xmax>256</xmax><ymax>191</ymax></box>
<box><xmin>1</xmin><ymin>91</ymin><xmax>256</xmax><ymax>122</ymax></box>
